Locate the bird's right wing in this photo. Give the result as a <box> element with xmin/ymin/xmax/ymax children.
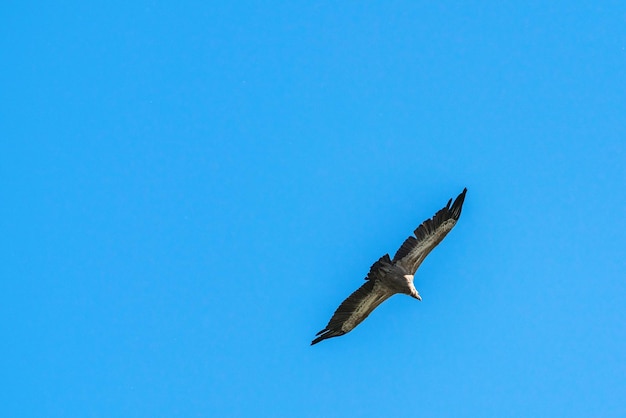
<box><xmin>393</xmin><ymin>188</ymin><xmax>467</xmax><ymax>275</ymax></box>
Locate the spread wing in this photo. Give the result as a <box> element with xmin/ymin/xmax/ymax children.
<box><xmin>393</xmin><ymin>188</ymin><xmax>467</xmax><ymax>275</ymax></box>
<box><xmin>311</xmin><ymin>255</ymin><xmax>394</xmax><ymax>345</ymax></box>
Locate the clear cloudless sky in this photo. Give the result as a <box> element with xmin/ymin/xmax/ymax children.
<box><xmin>2</xmin><ymin>2</ymin><xmax>626</xmax><ymax>417</ymax></box>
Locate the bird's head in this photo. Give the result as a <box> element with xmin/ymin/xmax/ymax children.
<box><xmin>404</xmin><ymin>278</ymin><xmax>422</xmax><ymax>301</ymax></box>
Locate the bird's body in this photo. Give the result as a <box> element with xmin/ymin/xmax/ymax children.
<box><xmin>311</xmin><ymin>188</ymin><xmax>467</xmax><ymax>345</ymax></box>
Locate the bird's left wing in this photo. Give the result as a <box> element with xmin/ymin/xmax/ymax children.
<box><xmin>311</xmin><ymin>255</ymin><xmax>394</xmax><ymax>345</ymax></box>
<box><xmin>311</xmin><ymin>280</ymin><xmax>394</xmax><ymax>345</ymax></box>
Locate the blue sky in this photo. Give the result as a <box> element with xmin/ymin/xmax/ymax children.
<box><xmin>2</xmin><ymin>2</ymin><xmax>626</xmax><ymax>417</ymax></box>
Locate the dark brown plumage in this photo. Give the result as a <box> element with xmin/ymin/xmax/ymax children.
<box><xmin>311</xmin><ymin>188</ymin><xmax>467</xmax><ymax>345</ymax></box>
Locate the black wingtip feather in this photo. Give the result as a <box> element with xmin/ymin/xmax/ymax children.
<box><xmin>311</xmin><ymin>329</ymin><xmax>345</xmax><ymax>345</ymax></box>
<box><xmin>450</xmin><ymin>187</ymin><xmax>467</xmax><ymax>220</ymax></box>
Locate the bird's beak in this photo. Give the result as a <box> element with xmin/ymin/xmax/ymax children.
<box><xmin>412</xmin><ymin>293</ymin><xmax>422</xmax><ymax>301</ymax></box>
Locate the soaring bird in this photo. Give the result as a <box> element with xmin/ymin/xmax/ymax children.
<box><xmin>311</xmin><ymin>188</ymin><xmax>467</xmax><ymax>345</ymax></box>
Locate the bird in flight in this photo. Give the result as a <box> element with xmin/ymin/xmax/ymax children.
<box><xmin>311</xmin><ymin>188</ymin><xmax>467</xmax><ymax>345</ymax></box>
